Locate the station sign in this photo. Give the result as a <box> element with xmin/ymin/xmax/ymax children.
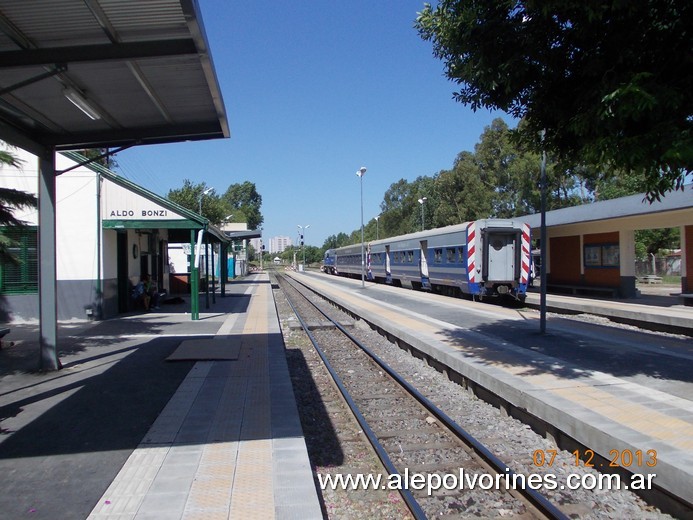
<box><xmin>102</xmin><ymin>178</ymin><xmax>186</xmax><ymax>221</ymax></box>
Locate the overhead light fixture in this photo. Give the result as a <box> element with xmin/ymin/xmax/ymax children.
<box><xmin>63</xmin><ymin>87</ymin><xmax>102</xmax><ymax>120</ymax></box>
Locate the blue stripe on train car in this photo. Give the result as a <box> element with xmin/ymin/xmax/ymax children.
<box><xmin>467</xmin><ymin>282</ymin><xmax>482</xmax><ymax>295</ymax></box>
<box><xmin>421</xmin><ymin>276</ymin><xmax>431</xmax><ymax>290</ymax></box>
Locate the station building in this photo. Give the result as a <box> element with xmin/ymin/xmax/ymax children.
<box><xmin>521</xmin><ymin>188</ymin><xmax>692</xmax><ymax>299</ymax></box>
<box><xmin>0</xmin><ymin>147</ymin><xmax>231</xmax><ymax>322</ymax></box>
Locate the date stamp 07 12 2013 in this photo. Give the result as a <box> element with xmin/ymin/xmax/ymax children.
<box><xmin>532</xmin><ymin>449</ymin><xmax>658</xmax><ymax>469</ymax></box>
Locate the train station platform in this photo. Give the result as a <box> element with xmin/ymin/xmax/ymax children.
<box><xmin>0</xmin><ymin>273</ymin><xmax>322</xmax><ymax>520</ymax></box>
<box><xmin>294</xmin><ymin>271</ymin><xmax>693</xmax><ymax>515</ymax></box>
<box><xmin>524</xmin><ymin>284</ymin><xmax>693</xmax><ymax>335</ymax></box>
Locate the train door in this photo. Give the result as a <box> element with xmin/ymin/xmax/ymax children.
<box><xmin>385</xmin><ymin>245</ymin><xmax>392</xmax><ymax>284</ymax></box>
<box><xmin>484</xmin><ymin>230</ymin><xmax>519</xmax><ymax>282</ymax></box>
<box><xmin>367</xmin><ymin>243</ymin><xmax>373</xmax><ymax>280</ymax></box>
<box><xmin>419</xmin><ymin>240</ymin><xmax>431</xmax><ymax>290</ymax></box>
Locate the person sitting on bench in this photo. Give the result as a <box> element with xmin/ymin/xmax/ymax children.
<box><xmin>133</xmin><ymin>274</ymin><xmax>161</xmax><ymax>311</ymax></box>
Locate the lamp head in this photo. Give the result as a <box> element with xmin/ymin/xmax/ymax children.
<box><xmin>356</xmin><ymin>166</ymin><xmax>367</xmax><ymax>177</ymax></box>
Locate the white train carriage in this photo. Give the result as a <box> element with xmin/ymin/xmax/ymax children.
<box><xmin>332</xmin><ymin>219</ymin><xmax>531</xmax><ymax>301</ymax></box>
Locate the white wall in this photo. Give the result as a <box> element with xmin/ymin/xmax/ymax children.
<box><xmin>55</xmin><ymin>155</ymin><xmax>99</xmax><ymax>282</ymax></box>
<box><xmin>0</xmin><ymin>147</ymin><xmax>100</xmax><ymax>283</ymax></box>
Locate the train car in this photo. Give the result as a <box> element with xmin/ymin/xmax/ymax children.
<box><xmin>321</xmin><ymin>248</ymin><xmax>337</xmax><ymax>274</ymax></box>
<box><xmin>330</xmin><ymin>219</ymin><xmax>531</xmax><ymax>301</ymax></box>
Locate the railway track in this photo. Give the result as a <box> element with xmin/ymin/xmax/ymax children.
<box><xmin>275</xmin><ymin>271</ymin><xmax>570</xmax><ymax>519</ymax></box>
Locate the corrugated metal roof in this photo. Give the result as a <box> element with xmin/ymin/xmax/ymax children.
<box><xmin>520</xmin><ymin>187</ymin><xmax>692</xmax><ymax>229</ymax></box>
<box><xmin>0</xmin><ymin>0</ymin><xmax>229</xmax><ymax>153</ymax></box>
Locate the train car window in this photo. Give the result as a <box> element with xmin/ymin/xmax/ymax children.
<box><xmin>407</xmin><ymin>251</ymin><xmax>413</xmax><ymax>263</ymax></box>
<box><xmin>457</xmin><ymin>247</ymin><xmax>465</xmax><ymax>263</ymax></box>
<box><xmin>446</xmin><ymin>248</ymin><xmax>456</xmax><ymax>263</ymax></box>
<box><xmin>434</xmin><ymin>249</ymin><xmax>443</xmax><ymax>263</ymax></box>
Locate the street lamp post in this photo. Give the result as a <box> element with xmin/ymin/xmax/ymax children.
<box><xmin>539</xmin><ymin>130</ymin><xmax>547</xmax><ymax>334</ymax></box>
<box><xmin>418</xmin><ymin>197</ymin><xmax>427</xmax><ymax>231</ymax></box>
<box><xmin>297</xmin><ymin>224</ymin><xmax>310</xmax><ymax>271</ymax></box>
<box><xmin>356</xmin><ymin>166</ymin><xmax>367</xmax><ymax>287</ymax></box>
<box><xmin>375</xmin><ymin>214</ymin><xmax>380</xmax><ymax>240</ymax></box>
<box><xmin>199</xmin><ymin>186</ymin><xmax>213</xmax><ymax>215</ymax></box>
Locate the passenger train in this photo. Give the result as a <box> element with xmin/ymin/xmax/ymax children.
<box><xmin>322</xmin><ymin>219</ymin><xmax>531</xmax><ymax>302</ymax></box>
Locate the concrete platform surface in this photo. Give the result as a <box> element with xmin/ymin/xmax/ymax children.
<box><xmin>294</xmin><ymin>271</ymin><xmax>693</xmax><ymax>511</ymax></box>
<box><xmin>0</xmin><ymin>273</ymin><xmax>322</xmax><ymax>520</ymax></box>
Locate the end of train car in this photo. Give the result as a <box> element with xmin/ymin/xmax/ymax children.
<box><xmin>465</xmin><ymin>219</ymin><xmax>531</xmax><ymax>302</ymax></box>
<box><xmin>321</xmin><ymin>249</ymin><xmax>337</xmax><ymax>275</ymax></box>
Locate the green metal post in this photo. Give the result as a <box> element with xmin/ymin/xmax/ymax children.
<box><xmin>190</xmin><ymin>229</ymin><xmax>199</xmax><ymax>320</ymax></box>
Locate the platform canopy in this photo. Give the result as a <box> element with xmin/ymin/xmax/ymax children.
<box><xmin>0</xmin><ymin>0</ymin><xmax>230</xmax><ymax>371</ymax></box>
<box><xmin>0</xmin><ymin>0</ymin><xmax>229</xmax><ymax>154</ymax></box>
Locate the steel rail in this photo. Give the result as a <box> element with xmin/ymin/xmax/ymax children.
<box><xmin>276</xmin><ymin>273</ymin><xmax>427</xmax><ymax>520</ymax></box>
<box><xmin>284</xmin><ymin>272</ymin><xmax>569</xmax><ymax>520</ymax></box>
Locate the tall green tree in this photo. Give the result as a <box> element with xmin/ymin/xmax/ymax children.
<box><xmin>416</xmin><ymin>0</ymin><xmax>692</xmax><ymax>201</ymax></box>
<box><xmin>379</xmin><ymin>177</ymin><xmax>439</xmax><ymax>237</ymax></box>
<box><xmin>222</xmin><ymin>181</ymin><xmax>264</xmax><ymax>230</ymax></box>
<box><xmin>322</xmin><ymin>232</ymin><xmax>351</xmax><ymax>249</ymax></box>
<box><xmin>473</xmin><ymin>118</ymin><xmax>585</xmax><ymax>217</ymax></box>
<box><xmin>0</xmin><ymin>145</ymin><xmax>38</xmax><ymax>264</ymax></box>
<box><xmin>434</xmin><ymin>151</ymin><xmax>492</xmax><ymax>225</ymax></box>
<box><xmin>474</xmin><ymin>119</ymin><xmax>526</xmax><ymax>217</ymax></box>
<box><xmin>379</xmin><ymin>179</ymin><xmax>414</xmax><ymax>238</ymax></box>
<box><xmin>166</xmin><ymin>180</ymin><xmax>228</xmax><ymax>224</ymax></box>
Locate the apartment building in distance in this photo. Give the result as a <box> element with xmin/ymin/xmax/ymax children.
<box><xmin>269</xmin><ymin>236</ymin><xmax>292</xmax><ymax>254</ymax></box>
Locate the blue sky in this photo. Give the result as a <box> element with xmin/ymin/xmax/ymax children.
<box><xmin>115</xmin><ymin>0</ymin><xmax>507</xmax><ymax>248</ymax></box>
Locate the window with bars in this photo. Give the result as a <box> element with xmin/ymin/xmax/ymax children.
<box><xmin>0</xmin><ymin>226</ymin><xmax>38</xmax><ymax>294</ymax></box>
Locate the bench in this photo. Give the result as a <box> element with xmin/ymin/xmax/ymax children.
<box><xmin>547</xmin><ymin>284</ymin><xmax>619</xmax><ymax>298</ymax></box>
<box><xmin>0</xmin><ymin>327</ymin><xmax>12</xmax><ymax>349</ymax></box>
<box><xmin>638</xmin><ymin>275</ymin><xmax>663</xmax><ymax>284</ymax></box>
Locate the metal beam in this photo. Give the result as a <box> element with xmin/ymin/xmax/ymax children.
<box><xmin>56</xmin><ymin>143</ymin><xmax>136</xmax><ymax>175</ymax></box>
<box><xmin>0</xmin><ymin>39</ymin><xmax>198</xmax><ymax>68</ymax></box>
<box><xmin>0</xmin><ymin>64</ymin><xmax>67</xmax><ymax>95</ymax></box>
<box><xmin>39</xmin><ymin>122</ymin><xmax>226</xmax><ymax>150</ymax></box>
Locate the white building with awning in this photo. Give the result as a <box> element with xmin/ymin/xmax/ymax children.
<box><xmin>0</xmin><ymin>147</ymin><xmax>229</xmax><ymax>322</ymax></box>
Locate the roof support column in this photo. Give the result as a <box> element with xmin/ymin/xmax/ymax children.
<box><xmin>682</xmin><ymin>225</ymin><xmax>691</xmax><ymax>295</ymax></box>
<box><xmin>190</xmin><ymin>229</ymin><xmax>199</xmax><ymax>320</ymax></box>
<box><xmin>205</xmin><ymin>234</ymin><xmax>210</xmax><ymax>309</ymax></box>
<box><xmin>38</xmin><ymin>149</ymin><xmax>61</xmax><ymax>371</ymax></box>
<box><xmin>619</xmin><ymin>229</ymin><xmax>637</xmax><ymax>298</ymax></box>
<box><xmin>220</xmin><ymin>242</ymin><xmax>227</xmax><ymax>297</ymax></box>
<box><xmin>211</xmin><ymin>242</ymin><xmax>216</xmax><ymax>304</ymax></box>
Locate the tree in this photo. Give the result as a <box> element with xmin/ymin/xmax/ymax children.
<box><xmin>379</xmin><ymin>178</ymin><xmax>431</xmax><ymax>237</ymax></box>
<box><xmin>636</xmin><ymin>227</ymin><xmax>680</xmax><ymax>259</ymax></box>
<box><xmin>416</xmin><ymin>1</ymin><xmax>692</xmax><ymax>201</ymax></box>
<box><xmin>222</xmin><ymin>182</ymin><xmax>264</xmax><ymax>230</ymax></box>
<box><xmin>323</xmin><ymin>232</ymin><xmax>351</xmax><ymax>250</ymax></box>
<box><xmin>434</xmin><ymin>151</ymin><xmax>492</xmax><ymax>225</ymax></box>
<box><xmin>0</xmin><ymin>144</ymin><xmax>38</xmax><ymax>265</ymax></box>
<box><xmin>166</xmin><ymin>179</ymin><xmax>228</xmax><ymax>225</ymax></box>
<box><xmin>78</xmin><ymin>148</ymin><xmax>118</xmax><ymax>169</ymax></box>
